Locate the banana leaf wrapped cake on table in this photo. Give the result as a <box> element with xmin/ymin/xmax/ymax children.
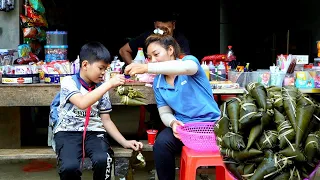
<box><xmin>115</xmin><ymin>85</ymin><xmax>147</xmax><ymax>106</ymax></box>
<box><xmin>214</xmin><ymin>84</ymin><xmax>320</xmax><ymax>180</ymax></box>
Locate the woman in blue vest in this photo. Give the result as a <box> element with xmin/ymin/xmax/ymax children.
<box><xmin>124</xmin><ymin>27</ymin><xmax>220</xmax><ymax>180</ymax></box>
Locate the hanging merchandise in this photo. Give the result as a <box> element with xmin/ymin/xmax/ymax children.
<box><xmin>28</xmin><ymin>0</ymin><xmax>45</xmax><ymax>14</ymax></box>
<box><xmin>24</xmin><ymin>5</ymin><xmax>48</xmax><ymax>27</ymax></box>
<box><xmin>133</xmin><ymin>47</ymin><xmax>146</xmax><ymax>64</ymax></box>
<box><xmin>0</xmin><ymin>0</ymin><xmax>14</xmax><ymax>12</ymax></box>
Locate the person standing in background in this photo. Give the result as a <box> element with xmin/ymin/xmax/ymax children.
<box><xmin>119</xmin><ymin>12</ymin><xmax>190</xmax><ymax>64</ymax></box>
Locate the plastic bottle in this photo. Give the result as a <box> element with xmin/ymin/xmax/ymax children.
<box><xmin>226</xmin><ymin>45</ymin><xmax>234</xmax><ymax>61</ymax></box>
<box><xmin>217</xmin><ymin>61</ymin><xmax>226</xmax><ymax>80</ymax></box>
<box><xmin>208</xmin><ymin>61</ymin><xmax>215</xmax><ymax>80</ymax></box>
<box><xmin>110</xmin><ymin>56</ymin><xmax>117</xmax><ymax>71</ymax></box>
<box><xmin>133</xmin><ymin>47</ymin><xmax>146</xmax><ymax>64</ymax></box>
<box><xmin>201</xmin><ymin>61</ymin><xmax>210</xmax><ymax>80</ymax></box>
<box><xmin>114</xmin><ymin>56</ymin><xmax>123</xmax><ymax>73</ymax></box>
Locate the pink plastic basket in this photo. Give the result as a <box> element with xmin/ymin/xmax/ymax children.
<box><xmin>177</xmin><ymin>122</ymin><xmax>219</xmax><ymax>152</ymax></box>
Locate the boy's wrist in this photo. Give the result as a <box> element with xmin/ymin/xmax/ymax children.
<box><xmin>119</xmin><ymin>139</ymin><xmax>127</xmax><ymax>147</ymax></box>
<box><xmin>104</xmin><ymin>81</ymin><xmax>113</xmax><ymax>89</ymax></box>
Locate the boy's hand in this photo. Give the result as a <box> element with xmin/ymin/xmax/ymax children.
<box><xmin>172</xmin><ymin>120</ymin><xmax>184</xmax><ymax>140</ymax></box>
<box><xmin>108</xmin><ymin>74</ymin><xmax>125</xmax><ymax>88</ymax></box>
<box><xmin>124</xmin><ymin>64</ymin><xmax>148</xmax><ymax>76</ymax></box>
<box><xmin>122</xmin><ymin>140</ymin><xmax>143</xmax><ymax>151</ymax></box>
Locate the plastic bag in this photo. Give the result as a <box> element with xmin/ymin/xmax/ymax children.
<box><xmin>25</xmin><ymin>5</ymin><xmax>48</xmax><ymax>27</ymax></box>
<box><xmin>28</xmin><ymin>0</ymin><xmax>45</xmax><ymax>14</ymax></box>
<box><xmin>20</xmin><ymin>14</ymin><xmax>35</xmax><ymax>27</ymax></box>
<box><xmin>23</xmin><ymin>27</ymin><xmax>38</xmax><ymax>38</ymax></box>
<box><xmin>18</xmin><ymin>44</ymin><xmax>32</xmax><ymax>58</ymax></box>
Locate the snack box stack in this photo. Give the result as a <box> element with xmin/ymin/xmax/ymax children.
<box><xmin>45</xmin><ymin>31</ymin><xmax>68</xmax><ymax>62</ymax></box>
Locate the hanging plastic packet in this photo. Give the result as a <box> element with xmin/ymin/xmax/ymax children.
<box><xmin>23</xmin><ymin>27</ymin><xmax>38</xmax><ymax>39</ymax></box>
<box><xmin>36</xmin><ymin>27</ymin><xmax>46</xmax><ymax>42</ymax></box>
<box><xmin>18</xmin><ymin>44</ymin><xmax>32</xmax><ymax>58</ymax></box>
<box><xmin>28</xmin><ymin>0</ymin><xmax>45</xmax><ymax>14</ymax></box>
<box><xmin>25</xmin><ymin>5</ymin><xmax>48</xmax><ymax>27</ymax></box>
<box><xmin>20</xmin><ymin>14</ymin><xmax>35</xmax><ymax>27</ymax></box>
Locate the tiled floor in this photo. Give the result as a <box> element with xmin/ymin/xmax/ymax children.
<box><xmin>0</xmin><ymin>160</ymin><xmax>215</xmax><ymax>180</ymax></box>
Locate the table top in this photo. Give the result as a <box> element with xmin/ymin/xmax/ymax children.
<box><xmin>0</xmin><ymin>83</ymin><xmax>319</xmax><ymax>107</ymax></box>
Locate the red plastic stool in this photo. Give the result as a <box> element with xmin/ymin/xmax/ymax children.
<box><xmin>179</xmin><ymin>146</ymin><xmax>235</xmax><ymax>180</ymax></box>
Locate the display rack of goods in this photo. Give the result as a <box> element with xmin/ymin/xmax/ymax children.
<box><xmin>1</xmin><ymin>65</ymin><xmax>39</xmax><ymax>84</ymax></box>
<box><xmin>42</xmin><ymin>60</ymin><xmax>73</xmax><ymax>84</ymax></box>
<box><xmin>214</xmin><ymin>82</ymin><xmax>320</xmax><ymax>180</ymax></box>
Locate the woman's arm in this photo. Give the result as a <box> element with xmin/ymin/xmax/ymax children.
<box><xmin>158</xmin><ymin>106</ymin><xmax>177</xmax><ymax>127</ymax></box>
<box><xmin>148</xmin><ymin>60</ymin><xmax>198</xmax><ymax>75</ymax></box>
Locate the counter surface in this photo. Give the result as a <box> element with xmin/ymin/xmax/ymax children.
<box><xmin>0</xmin><ymin>83</ymin><xmax>248</xmax><ymax>106</ymax></box>
<box><xmin>0</xmin><ymin>83</ymin><xmax>154</xmax><ymax>106</ymax></box>
<box><xmin>1</xmin><ymin>83</ymin><xmax>319</xmax><ymax>107</ymax></box>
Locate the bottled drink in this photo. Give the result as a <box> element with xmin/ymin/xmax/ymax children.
<box><xmin>133</xmin><ymin>47</ymin><xmax>146</xmax><ymax>64</ymax></box>
<box><xmin>208</xmin><ymin>61</ymin><xmax>215</xmax><ymax>80</ymax></box>
<box><xmin>217</xmin><ymin>61</ymin><xmax>226</xmax><ymax>79</ymax></box>
<box><xmin>201</xmin><ymin>61</ymin><xmax>210</xmax><ymax>80</ymax></box>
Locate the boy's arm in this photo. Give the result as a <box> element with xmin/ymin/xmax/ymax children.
<box><xmin>69</xmin><ymin>75</ymin><xmax>125</xmax><ymax>110</ymax></box>
<box><xmin>100</xmin><ymin>114</ymin><xmax>127</xmax><ymax>147</ymax></box>
<box><xmin>101</xmin><ymin>114</ymin><xmax>143</xmax><ymax>151</ymax></box>
<box><xmin>69</xmin><ymin>82</ymin><xmax>113</xmax><ymax>110</ymax></box>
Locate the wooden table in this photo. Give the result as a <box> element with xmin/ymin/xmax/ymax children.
<box><xmin>0</xmin><ymin>83</ymin><xmax>155</xmax><ymax>106</ymax></box>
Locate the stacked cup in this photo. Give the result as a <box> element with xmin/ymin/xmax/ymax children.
<box><xmin>44</xmin><ymin>31</ymin><xmax>68</xmax><ymax>62</ymax></box>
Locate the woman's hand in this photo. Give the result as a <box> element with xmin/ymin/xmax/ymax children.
<box><xmin>124</xmin><ymin>63</ymin><xmax>148</xmax><ymax>76</ymax></box>
<box><xmin>122</xmin><ymin>140</ymin><xmax>143</xmax><ymax>151</ymax></box>
<box><xmin>171</xmin><ymin>120</ymin><xmax>184</xmax><ymax>140</ymax></box>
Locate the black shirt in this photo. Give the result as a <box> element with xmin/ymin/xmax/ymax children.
<box><xmin>128</xmin><ymin>30</ymin><xmax>190</xmax><ymax>57</ymax></box>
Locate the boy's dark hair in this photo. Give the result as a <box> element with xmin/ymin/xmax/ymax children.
<box><xmin>79</xmin><ymin>41</ymin><xmax>111</xmax><ymax>66</ymax></box>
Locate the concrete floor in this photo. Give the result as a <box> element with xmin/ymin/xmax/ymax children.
<box><xmin>0</xmin><ymin>160</ymin><xmax>215</xmax><ymax>180</ymax></box>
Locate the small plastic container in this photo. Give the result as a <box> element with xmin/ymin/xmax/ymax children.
<box><xmin>46</xmin><ymin>31</ymin><xmax>68</xmax><ymax>45</ymax></box>
<box><xmin>44</xmin><ymin>45</ymin><xmax>68</xmax><ymax>62</ymax></box>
